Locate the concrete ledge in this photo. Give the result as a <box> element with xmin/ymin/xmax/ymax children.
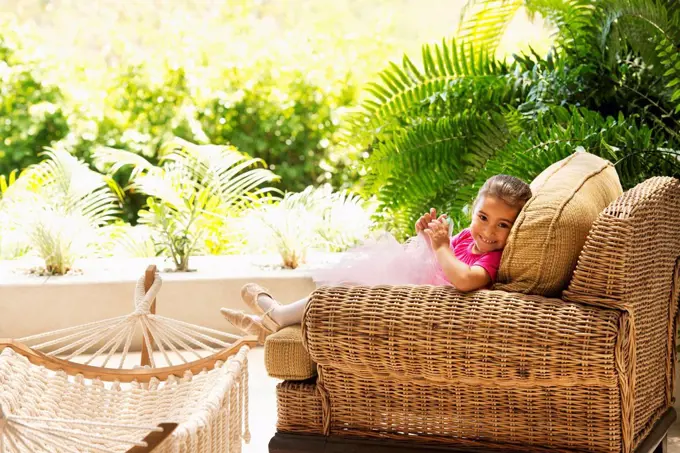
<box><xmin>0</xmin><ymin>255</ymin><xmax>325</xmax><ymax>342</ymax></box>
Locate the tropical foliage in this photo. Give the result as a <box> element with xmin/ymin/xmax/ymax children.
<box><xmin>94</xmin><ymin>139</ymin><xmax>279</xmax><ymax>271</ymax></box>
<box><xmin>0</xmin><ymin>1</ymin><xmax>419</xmax><ymax>218</ymax></box>
<box><xmin>244</xmin><ymin>185</ymin><xmax>376</xmax><ymax>269</ymax></box>
<box><xmin>0</xmin><ymin>28</ymin><xmax>70</xmax><ymax>177</ymax></box>
<box><xmin>1</xmin><ymin>148</ymin><xmax>121</xmax><ymax>273</ymax></box>
<box><xmin>355</xmin><ymin>0</ymin><xmax>680</xmax><ymax>237</ymax></box>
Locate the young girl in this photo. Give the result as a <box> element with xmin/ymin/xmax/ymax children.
<box><xmin>221</xmin><ymin>174</ymin><xmax>532</xmax><ymax>343</ymax></box>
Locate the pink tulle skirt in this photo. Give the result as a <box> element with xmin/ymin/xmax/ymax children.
<box><xmin>311</xmin><ymin>232</ymin><xmax>450</xmax><ymax>287</ymax></box>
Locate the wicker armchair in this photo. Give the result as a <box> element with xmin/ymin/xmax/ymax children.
<box><xmin>267</xmin><ymin>175</ymin><xmax>680</xmax><ymax>453</ymax></box>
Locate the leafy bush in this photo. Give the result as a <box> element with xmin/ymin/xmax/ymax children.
<box><xmin>2</xmin><ymin>148</ymin><xmax>121</xmax><ymax>273</ymax></box>
<box><xmin>0</xmin><ymin>41</ymin><xmax>365</xmax><ymax>223</ymax></box>
<box><xmin>197</xmin><ymin>66</ymin><xmax>359</xmax><ymax>193</ymax></box>
<box><xmin>66</xmin><ymin>64</ymin><xmax>204</xmax><ymax>223</ymax></box>
<box><xmin>245</xmin><ymin>185</ymin><xmax>375</xmax><ymax>269</ymax></box>
<box><xmin>95</xmin><ymin>138</ymin><xmax>278</xmax><ymax>271</ymax></box>
<box><xmin>0</xmin><ymin>27</ymin><xmax>70</xmax><ymax>177</ymax></box>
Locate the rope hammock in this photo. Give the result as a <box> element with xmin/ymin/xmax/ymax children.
<box><xmin>16</xmin><ymin>266</ymin><xmax>244</xmax><ymax>369</ymax></box>
<box><xmin>0</xmin><ymin>265</ymin><xmax>256</xmax><ymax>452</ymax></box>
<box><xmin>0</xmin><ymin>346</ymin><xmax>249</xmax><ymax>452</ymax></box>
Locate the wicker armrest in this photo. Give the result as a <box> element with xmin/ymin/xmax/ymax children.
<box><xmin>562</xmin><ymin>177</ymin><xmax>680</xmax><ymax>444</ymax></box>
<box><xmin>302</xmin><ymin>285</ymin><xmax>622</xmax><ymax>385</ymax></box>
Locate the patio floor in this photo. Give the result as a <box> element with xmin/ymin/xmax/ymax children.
<box><xmin>245</xmin><ymin>347</ymin><xmax>279</xmax><ymax>453</ymax></box>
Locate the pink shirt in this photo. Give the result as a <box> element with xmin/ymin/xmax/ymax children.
<box><xmin>434</xmin><ymin>228</ymin><xmax>503</xmax><ymax>286</ymax></box>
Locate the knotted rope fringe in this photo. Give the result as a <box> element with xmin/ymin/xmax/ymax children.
<box><xmin>0</xmin><ymin>345</ymin><xmax>251</xmax><ymax>452</ymax></box>
<box><xmin>0</xmin><ymin>406</ymin><xmax>163</xmax><ymax>452</ymax></box>
<box><xmin>0</xmin><ymin>408</ymin><xmax>6</xmax><ymax>453</ymax></box>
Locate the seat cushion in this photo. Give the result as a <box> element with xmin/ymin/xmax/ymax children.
<box><xmin>264</xmin><ymin>325</ymin><xmax>316</xmax><ymax>380</ymax></box>
<box><xmin>495</xmin><ymin>150</ymin><xmax>623</xmax><ymax>297</ymax></box>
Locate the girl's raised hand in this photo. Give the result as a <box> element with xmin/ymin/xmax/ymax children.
<box><xmin>424</xmin><ymin>217</ymin><xmax>450</xmax><ymax>250</ymax></box>
<box><xmin>415</xmin><ymin>208</ymin><xmax>439</xmax><ymax>233</ymax></box>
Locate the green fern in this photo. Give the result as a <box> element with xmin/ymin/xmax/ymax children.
<box><xmin>457</xmin><ymin>0</ymin><xmax>525</xmax><ymax>54</ymax></box>
<box><xmin>469</xmin><ymin>106</ymin><xmax>680</xmax><ymax>190</ymax></box>
<box><xmin>364</xmin><ymin>111</ymin><xmax>510</xmax><ymax>236</ymax></box>
<box><xmin>597</xmin><ymin>0</ymin><xmax>680</xmax><ymax>66</ymax></box>
<box><xmin>352</xmin><ymin>38</ymin><xmax>510</xmax><ymax>143</ymax></box>
<box><xmin>526</xmin><ymin>0</ymin><xmax>600</xmax><ymax>56</ymax></box>
<box><xmin>357</xmin><ymin>0</ymin><xmax>680</xmax><ymax>239</ymax></box>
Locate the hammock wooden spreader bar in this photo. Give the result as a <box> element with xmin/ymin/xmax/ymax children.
<box><xmin>0</xmin><ymin>338</ymin><xmax>253</xmax><ymax>383</ymax></box>
<box><xmin>14</xmin><ymin>265</ymin><xmax>248</xmax><ymax>370</ymax></box>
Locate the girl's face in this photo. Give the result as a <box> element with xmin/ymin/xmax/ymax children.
<box><xmin>469</xmin><ymin>195</ymin><xmax>521</xmax><ymax>254</ymax></box>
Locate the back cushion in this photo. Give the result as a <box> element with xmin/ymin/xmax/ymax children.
<box><xmin>494</xmin><ymin>150</ymin><xmax>623</xmax><ymax>297</ymax></box>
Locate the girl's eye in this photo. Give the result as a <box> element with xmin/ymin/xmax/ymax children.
<box><xmin>499</xmin><ymin>223</ymin><xmax>510</xmax><ymax>229</ymax></box>
<box><xmin>478</xmin><ymin>214</ymin><xmax>487</xmax><ymax>221</ymax></box>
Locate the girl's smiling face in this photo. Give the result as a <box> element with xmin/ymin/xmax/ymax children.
<box><xmin>469</xmin><ymin>195</ymin><xmax>521</xmax><ymax>254</ymax></box>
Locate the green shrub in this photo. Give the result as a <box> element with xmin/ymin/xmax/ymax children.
<box><xmin>242</xmin><ymin>185</ymin><xmax>376</xmax><ymax>269</ymax></box>
<box><xmin>70</xmin><ymin>64</ymin><xmax>203</xmax><ymax>223</ymax></box>
<box><xmin>0</xmin><ymin>29</ymin><xmax>70</xmax><ymax>177</ymax></box>
<box><xmin>197</xmin><ymin>66</ymin><xmax>359</xmax><ymax>193</ymax></box>
<box><xmin>2</xmin><ymin>148</ymin><xmax>121</xmax><ymax>274</ymax></box>
<box><xmin>94</xmin><ymin>138</ymin><xmax>278</xmax><ymax>271</ymax></box>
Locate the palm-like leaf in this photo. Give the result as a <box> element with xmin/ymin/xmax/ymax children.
<box><xmin>16</xmin><ymin>148</ymin><xmax>121</xmax><ymax>226</ymax></box>
<box><xmin>457</xmin><ymin>0</ymin><xmax>525</xmax><ymax>54</ymax></box>
<box><xmin>160</xmin><ymin>138</ymin><xmax>279</xmax><ymax>211</ymax></box>
<box><xmin>93</xmin><ymin>146</ymin><xmax>156</xmax><ymax>181</ymax></box>
<box><xmin>93</xmin><ymin>139</ymin><xmax>279</xmax><ymax>270</ymax></box>
<box><xmin>249</xmin><ymin>185</ymin><xmax>374</xmax><ymax>268</ymax></box>
<box><xmin>2</xmin><ymin>148</ymin><xmax>121</xmax><ymax>273</ymax></box>
<box><xmin>315</xmin><ymin>189</ymin><xmax>376</xmax><ymax>252</ymax></box>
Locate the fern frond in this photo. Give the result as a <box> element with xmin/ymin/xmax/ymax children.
<box><xmin>363</xmin><ymin>111</ymin><xmax>510</xmax><ymax>236</ymax></box>
<box><xmin>598</xmin><ymin>0</ymin><xmax>679</xmax><ymax>65</ymax></box>
<box><xmin>526</xmin><ymin>0</ymin><xmax>600</xmax><ymax>56</ymax></box>
<box><xmin>354</xmin><ymin>39</ymin><xmax>509</xmax><ymax>141</ymax></box>
<box><xmin>457</xmin><ymin>0</ymin><xmax>524</xmax><ymax>54</ymax></box>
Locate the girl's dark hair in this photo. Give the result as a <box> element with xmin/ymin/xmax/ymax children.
<box><xmin>474</xmin><ymin>174</ymin><xmax>532</xmax><ymax>210</ymax></box>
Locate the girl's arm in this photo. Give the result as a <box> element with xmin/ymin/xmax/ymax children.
<box><xmin>425</xmin><ymin>219</ymin><xmax>491</xmax><ymax>292</ymax></box>
<box><xmin>432</xmin><ymin>247</ymin><xmax>491</xmax><ymax>292</ymax></box>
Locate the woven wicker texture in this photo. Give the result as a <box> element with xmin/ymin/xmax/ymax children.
<box><xmin>275</xmin><ymin>380</ymin><xmax>324</xmax><ymax>435</ymax></box>
<box><xmin>303</xmin><ymin>286</ymin><xmax>620</xmax><ymax>384</ymax></box>
<box><xmin>265</xmin><ymin>326</ymin><xmax>316</xmax><ymax>381</ymax></box>
<box><xmin>300</xmin><ymin>285</ymin><xmax>622</xmax><ymax>451</ymax></box>
<box><xmin>564</xmin><ymin>176</ymin><xmax>680</xmax><ymax>450</ymax></box>
<box><xmin>0</xmin><ymin>345</ymin><xmax>250</xmax><ymax>453</ymax></box>
<box><xmin>496</xmin><ymin>151</ymin><xmax>623</xmax><ymax>297</ymax></box>
<box><xmin>317</xmin><ymin>366</ymin><xmax>620</xmax><ymax>452</ymax></box>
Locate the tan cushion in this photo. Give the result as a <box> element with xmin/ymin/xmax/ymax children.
<box><xmin>264</xmin><ymin>325</ymin><xmax>316</xmax><ymax>380</ymax></box>
<box><xmin>495</xmin><ymin>150</ymin><xmax>623</xmax><ymax>297</ymax></box>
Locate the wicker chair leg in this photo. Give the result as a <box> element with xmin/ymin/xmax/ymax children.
<box><xmin>653</xmin><ymin>436</ymin><xmax>667</xmax><ymax>453</ymax></box>
<box><xmin>270</xmin><ymin>408</ymin><xmax>678</xmax><ymax>453</ymax></box>
<box><xmin>636</xmin><ymin>408</ymin><xmax>676</xmax><ymax>453</ymax></box>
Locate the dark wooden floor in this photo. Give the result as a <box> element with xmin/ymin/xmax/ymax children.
<box><xmin>270</xmin><ymin>408</ymin><xmax>676</xmax><ymax>453</ymax></box>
